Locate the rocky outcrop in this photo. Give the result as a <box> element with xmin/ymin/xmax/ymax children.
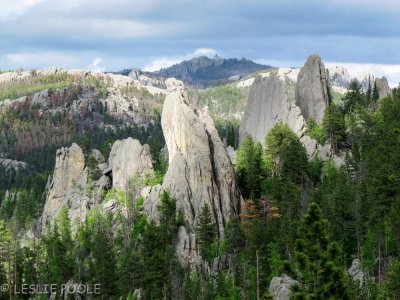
<box><xmin>40</xmin><ymin>143</ymin><xmax>115</xmax><ymax>232</ymax></box>
<box><xmin>348</xmin><ymin>258</ymin><xmax>365</xmax><ymax>288</ymax></box>
<box><xmin>239</xmin><ymin>73</ymin><xmax>298</xmax><ymax>143</ymax></box>
<box><xmin>107</xmin><ymin>138</ymin><xmax>153</xmax><ymax>191</ymax></box>
<box><xmin>31</xmin><ymin>89</ymin><xmax>51</xmax><ymax>108</ymax></box>
<box><xmin>41</xmin><ymin>138</ymin><xmax>152</xmax><ymax>231</ymax></box>
<box><xmin>375</xmin><ymin>77</ymin><xmax>392</xmax><ymax>100</ymax></box>
<box><xmin>144</xmin><ymin>89</ymin><xmax>241</xmax><ymax>267</ymax></box>
<box><xmin>268</xmin><ymin>275</ymin><xmax>298</xmax><ymax>300</ymax></box>
<box><xmin>295</xmin><ymin>55</ymin><xmax>329</xmax><ymax>123</ymax></box>
<box><xmin>41</xmin><ymin>144</ymin><xmax>89</xmax><ymax>229</ymax></box>
<box><xmin>0</xmin><ymin>158</ymin><xmax>27</xmax><ymax>171</ymax></box>
<box><xmin>239</xmin><ymin>73</ymin><xmax>319</xmax><ymax>157</ymax></box>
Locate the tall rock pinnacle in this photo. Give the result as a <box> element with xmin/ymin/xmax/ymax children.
<box><xmin>295</xmin><ymin>55</ymin><xmax>329</xmax><ymax>123</ymax></box>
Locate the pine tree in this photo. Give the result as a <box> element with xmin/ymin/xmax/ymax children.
<box><xmin>235</xmin><ymin>134</ymin><xmax>264</xmax><ymax>199</ymax></box>
<box><xmin>196</xmin><ymin>203</ymin><xmax>217</xmax><ymax>262</ymax></box>
<box><xmin>322</xmin><ymin>104</ymin><xmax>346</xmax><ymax>153</ymax></box>
<box><xmin>284</xmin><ymin>203</ymin><xmax>350</xmax><ymax>299</ymax></box>
<box><xmin>264</xmin><ymin>123</ymin><xmax>308</xmax><ymax>184</ymax></box>
<box><xmin>371</xmin><ymin>80</ymin><xmax>379</xmax><ymax>102</ymax></box>
<box><xmin>365</xmin><ymin>78</ymin><xmax>372</xmax><ymax>105</ymax></box>
<box><xmin>344</xmin><ymin>79</ymin><xmax>364</xmax><ymax>112</ymax></box>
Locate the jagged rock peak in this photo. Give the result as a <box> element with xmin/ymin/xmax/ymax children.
<box><xmin>161</xmin><ymin>90</ymin><xmax>241</xmax><ymax>232</ymax></box>
<box><xmin>375</xmin><ymin>77</ymin><xmax>392</xmax><ymax>100</ymax></box>
<box><xmin>143</xmin><ymin>89</ymin><xmax>241</xmax><ymax>266</ymax></box>
<box><xmin>41</xmin><ymin>143</ymin><xmax>87</xmax><ymax>229</ymax></box>
<box><xmin>295</xmin><ymin>54</ymin><xmax>329</xmax><ymax>123</ymax></box>
<box><xmin>107</xmin><ymin>138</ymin><xmax>153</xmax><ymax>191</ymax></box>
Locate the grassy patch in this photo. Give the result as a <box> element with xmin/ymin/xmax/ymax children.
<box><xmin>0</xmin><ymin>73</ymin><xmax>75</xmax><ymax>101</ymax></box>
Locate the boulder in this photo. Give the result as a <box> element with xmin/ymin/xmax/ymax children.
<box><xmin>295</xmin><ymin>55</ymin><xmax>329</xmax><ymax>123</ymax></box>
<box><xmin>268</xmin><ymin>275</ymin><xmax>298</xmax><ymax>300</ymax></box>
<box><xmin>32</xmin><ymin>89</ymin><xmax>51</xmax><ymax>108</ymax></box>
<box><xmin>0</xmin><ymin>158</ymin><xmax>27</xmax><ymax>171</ymax></box>
<box><xmin>348</xmin><ymin>258</ymin><xmax>365</xmax><ymax>288</ymax></box>
<box><xmin>108</xmin><ymin>138</ymin><xmax>153</xmax><ymax>191</ymax></box>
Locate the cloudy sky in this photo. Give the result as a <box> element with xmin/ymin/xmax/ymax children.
<box><xmin>1</xmin><ymin>0</ymin><xmax>400</xmax><ymax>85</ymax></box>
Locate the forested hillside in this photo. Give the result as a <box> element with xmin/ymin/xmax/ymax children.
<box><xmin>0</xmin><ymin>63</ymin><xmax>399</xmax><ymax>300</ymax></box>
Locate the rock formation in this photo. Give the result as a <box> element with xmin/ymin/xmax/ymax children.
<box><xmin>144</xmin><ymin>88</ymin><xmax>241</xmax><ymax>267</ymax></box>
<box><xmin>107</xmin><ymin>138</ymin><xmax>153</xmax><ymax>191</ymax></box>
<box><xmin>295</xmin><ymin>55</ymin><xmax>329</xmax><ymax>123</ymax></box>
<box><xmin>268</xmin><ymin>275</ymin><xmax>298</xmax><ymax>300</ymax></box>
<box><xmin>41</xmin><ymin>143</ymin><xmax>90</xmax><ymax>229</ymax></box>
<box><xmin>348</xmin><ymin>258</ymin><xmax>365</xmax><ymax>288</ymax></box>
<box><xmin>375</xmin><ymin>77</ymin><xmax>392</xmax><ymax>100</ymax></box>
<box><xmin>0</xmin><ymin>158</ymin><xmax>27</xmax><ymax>171</ymax></box>
<box><xmin>239</xmin><ymin>73</ymin><xmax>298</xmax><ymax>143</ymax></box>
<box><xmin>239</xmin><ymin>72</ymin><xmax>318</xmax><ymax>157</ymax></box>
<box><xmin>40</xmin><ymin>138</ymin><xmax>155</xmax><ymax>230</ymax></box>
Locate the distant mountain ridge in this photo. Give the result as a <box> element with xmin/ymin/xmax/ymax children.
<box><xmin>119</xmin><ymin>56</ymin><xmax>271</xmax><ymax>88</ymax></box>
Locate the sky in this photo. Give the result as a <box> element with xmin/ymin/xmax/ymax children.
<box><xmin>1</xmin><ymin>0</ymin><xmax>400</xmax><ymax>86</ymax></box>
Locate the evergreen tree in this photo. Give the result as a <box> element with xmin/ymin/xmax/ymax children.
<box><xmin>235</xmin><ymin>134</ymin><xmax>264</xmax><ymax>199</ymax></box>
<box><xmin>365</xmin><ymin>78</ymin><xmax>372</xmax><ymax>105</ymax></box>
<box><xmin>264</xmin><ymin>123</ymin><xmax>308</xmax><ymax>184</ymax></box>
<box><xmin>344</xmin><ymin>79</ymin><xmax>364</xmax><ymax>112</ymax></box>
<box><xmin>284</xmin><ymin>203</ymin><xmax>350</xmax><ymax>299</ymax></box>
<box><xmin>196</xmin><ymin>203</ymin><xmax>217</xmax><ymax>262</ymax></box>
<box><xmin>322</xmin><ymin>104</ymin><xmax>346</xmax><ymax>153</ymax></box>
<box><xmin>371</xmin><ymin>80</ymin><xmax>379</xmax><ymax>103</ymax></box>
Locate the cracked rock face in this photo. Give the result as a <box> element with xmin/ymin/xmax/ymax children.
<box><xmin>108</xmin><ymin>138</ymin><xmax>153</xmax><ymax>191</ymax></box>
<box><xmin>295</xmin><ymin>55</ymin><xmax>329</xmax><ymax>124</ymax></box>
<box><xmin>145</xmin><ymin>89</ymin><xmax>241</xmax><ymax>267</ymax></box>
<box><xmin>239</xmin><ymin>73</ymin><xmax>303</xmax><ymax>144</ymax></box>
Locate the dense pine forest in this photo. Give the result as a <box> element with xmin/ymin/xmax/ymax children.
<box><xmin>0</xmin><ymin>75</ymin><xmax>400</xmax><ymax>299</ymax></box>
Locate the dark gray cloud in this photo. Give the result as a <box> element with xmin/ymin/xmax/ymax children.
<box><xmin>1</xmin><ymin>0</ymin><xmax>400</xmax><ymax>71</ymax></box>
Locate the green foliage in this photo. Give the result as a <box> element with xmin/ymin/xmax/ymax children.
<box><xmin>87</xmin><ymin>153</ymin><xmax>102</xmax><ymax>181</ymax></box>
<box><xmin>235</xmin><ymin>134</ymin><xmax>264</xmax><ymax>199</ymax></box>
<box><xmin>188</xmin><ymin>84</ymin><xmax>248</xmax><ymax>116</ymax></box>
<box><xmin>264</xmin><ymin>123</ymin><xmax>308</xmax><ymax>184</ymax></box>
<box><xmin>384</xmin><ymin>258</ymin><xmax>400</xmax><ymax>299</ymax></box>
<box><xmin>143</xmin><ymin>170</ymin><xmax>165</xmax><ymax>187</ymax></box>
<box><xmin>322</xmin><ymin>103</ymin><xmax>346</xmax><ymax>152</ymax></box>
<box><xmin>344</xmin><ymin>79</ymin><xmax>365</xmax><ymax>112</ymax></box>
<box><xmin>214</xmin><ymin>117</ymin><xmax>240</xmax><ymax>148</ymax></box>
<box><xmin>104</xmin><ymin>188</ymin><xmax>127</xmax><ymax>205</ymax></box>
<box><xmin>286</xmin><ymin>203</ymin><xmax>350</xmax><ymax>299</ymax></box>
<box><xmin>0</xmin><ymin>73</ymin><xmax>75</xmax><ymax>101</ymax></box>
<box><xmin>305</xmin><ymin>119</ymin><xmax>326</xmax><ymax>145</ymax></box>
<box><xmin>196</xmin><ymin>203</ymin><xmax>217</xmax><ymax>262</ymax></box>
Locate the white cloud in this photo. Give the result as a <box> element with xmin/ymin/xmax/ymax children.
<box><xmin>0</xmin><ymin>0</ymin><xmax>47</xmax><ymax>21</ymax></box>
<box><xmin>143</xmin><ymin>48</ymin><xmax>219</xmax><ymax>72</ymax></box>
<box><xmin>87</xmin><ymin>57</ymin><xmax>105</xmax><ymax>72</ymax></box>
<box><xmin>192</xmin><ymin>48</ymin><xmax>218</xmax><ymax>57</ymax></box>
<box><xmin>326</xmin><ymin>62</ymin><xmax>400</xmax><ymax>87</ymax></box>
